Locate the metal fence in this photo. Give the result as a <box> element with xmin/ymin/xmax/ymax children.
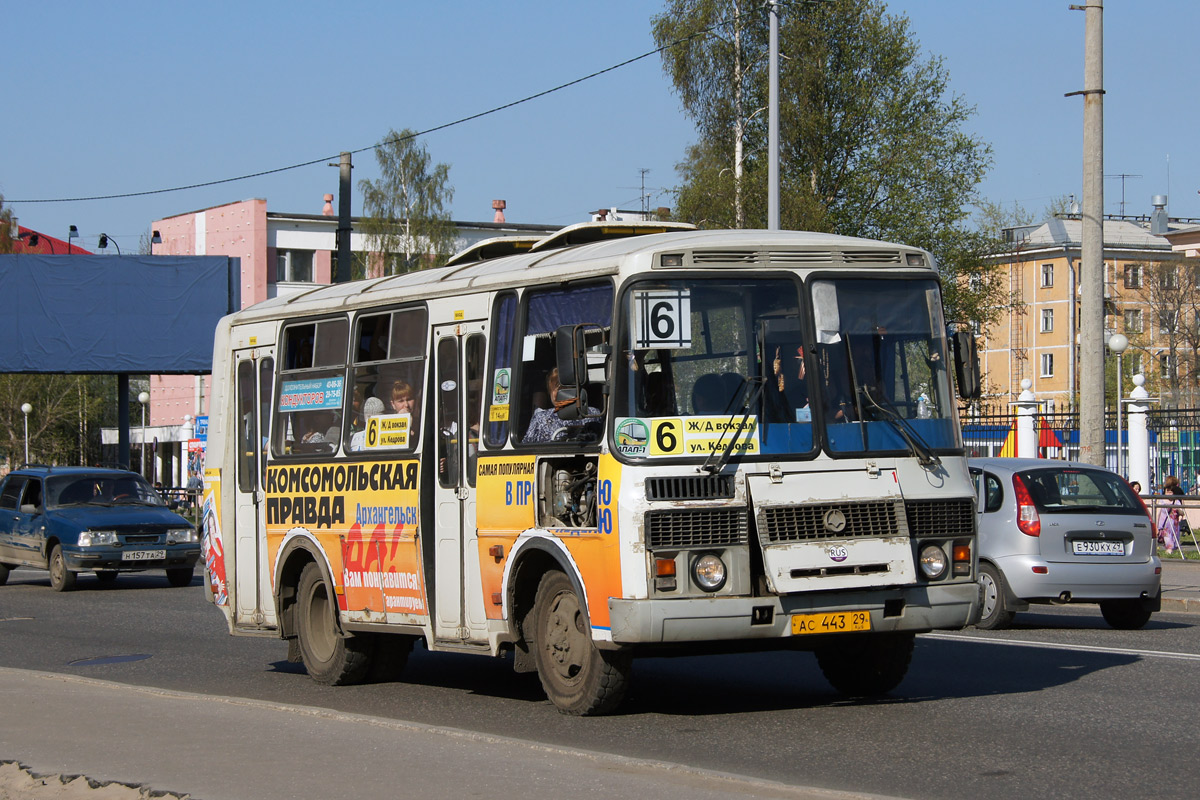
<box><xmin>960</xmin><ymin>404</ymin><xmax>1200</xmax><ymax>493</ymax></box>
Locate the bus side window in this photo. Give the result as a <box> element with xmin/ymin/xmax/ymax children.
<box><xmin>516</xmin><ymin>282</ymin><xmax>613</xmax><ymax>446</ymax></box>
<box><xmin>347</xmin><ymin>307</ymin><xmax>428</xmax><ymax>454</ymax></box>
<box><xmin>484</xmin><ymin>292</ymin><xmax>516</xmax><ymax>448</ymax></box>
<box><xmin>274</xmin><ymin>317</ymin><xmax>348</xmax><ymax>457</ymax></box>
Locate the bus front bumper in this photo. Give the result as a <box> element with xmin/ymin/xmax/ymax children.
<box><xmin>607</xmin><ymin>581</ymin><xmax>980</xmax><ymax>644</ymax></box>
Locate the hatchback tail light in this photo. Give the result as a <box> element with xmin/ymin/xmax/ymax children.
<box><xmin>1012</xmin><ymin>474</ymin><xmax>1041</xmax><ymax>537</ymax></box>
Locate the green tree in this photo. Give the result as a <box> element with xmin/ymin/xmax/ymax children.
<box><xmin>653</xmin><ymin>0</ymin><xmax>1002</xmax><ymax>325</ymax></box>
<box><xmin>358</xmin><ymin>129</ymin><xmax>457</xmax><ymax>275</ymax></box>
<box><xmin>0</xmin><ymin>194</ymin><xmax>15</xmax><ymax>254</ymax></box>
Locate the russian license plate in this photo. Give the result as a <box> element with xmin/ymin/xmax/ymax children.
<box><xmin>1072</xmin><ymin>540</ymin><xmax>1124</xmax><ymax>556</ymax></box>
<box><xmin>792</xmin><ymin>610</ymin><xmax>872</xmax><ymax>635</ymax></box>
<box><xmin>121</xmin><ymin>549</ymin><xmax>165</xmax><ymax>561</ymax></box>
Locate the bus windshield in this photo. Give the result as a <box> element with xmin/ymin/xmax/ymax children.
<box><xmin>613</xmin><ymin>275</ymin><xmax>958</xmax><ymax>460</ymax></box>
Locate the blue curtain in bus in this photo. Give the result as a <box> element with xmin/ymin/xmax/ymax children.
<box><xmin>527</xmin><ymin>284</ymin><xmax>612</xmax><ymax>334</ymax></box>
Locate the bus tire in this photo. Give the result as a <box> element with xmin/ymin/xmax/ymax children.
<box><xmin>1100</xmin><ymin>599</ymin><xmax>1153</xmax><ymax>630</ymax></box>
<box><xmin>166</xmin><ymin>568</ymin><xmax>194</xmax><ymax>588</ymax></box>
<box><xmin>49</xmin><ymin>545</ymin><xmax>76</xmax><ymax>592</ymax></box>
<box><xmin>531</xmin><ymin>570</ymin><xmax>630</xmax><ymax>716</ymax></box>
<box><xmin>367</xmin><ymin>634</ymin><xmax>414</xmax><ymax>683</ymax></box>
<box><xmin>815</xmin><ymin>632</ymin><xmax>914</xmax><ymax>698</ymax></box>
<box><xmin>296</xmin><ymin>562</ymin><xmax>371</xmax><ymax>685</ymax></box>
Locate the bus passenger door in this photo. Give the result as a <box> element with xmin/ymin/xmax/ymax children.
<box><xmin>232</xmin><ymin>348</ymin><xmax>275</xmax><ymax>629</ymax></box>
<box><xmin>431</xmin><ymin>323</ymin><xmax>488</xmax><ymax>643</ymax></box>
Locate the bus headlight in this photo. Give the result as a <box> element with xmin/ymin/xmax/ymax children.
<box><xmin>691</xmin><ymin>553</ymin><xmax>727</xmax><ymax>592</ymax></box>
<box><xmin>918</xmin><ymin>544</ymin><xmax>949</xmax><ymax>580</ymax></box>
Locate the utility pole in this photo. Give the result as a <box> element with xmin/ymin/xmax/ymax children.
<box><xmin>336</xmin><ymin>152</ymin><xmax>352</xmax><ymax>283</ymax></box>
<box><xmin>1069</xmin><ymin>1</ymin><xmax>1105</xmax><ymax>466</ymax></box>
<box><xmin>767</xmin><ymin>0</ymin><xmax>780</xmax><ymax>231</ymax></box>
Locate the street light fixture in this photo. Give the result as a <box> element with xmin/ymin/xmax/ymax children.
<box><xmin>20</xmin><ymin>403</ymin><xmax>32</xmax><ymax>465</ymax></box>
<box><xmin>1108</xmin><ymin>333</ymin><xmax>1129</xmax><ymax>476</ymax></box>
<box><xmin>138</xmin><ymin>391</ymin><xmax>150</xmax><ymax>480</ymax></box>
<box><xmin>17</xmin><ymin>232</ymin><xmax>53</xmax><ymax>252</ymax></box>
<box><xmin>68</xmin><ymin>225</ymin><xmax>79</xmax><ymax>252</ymax></box>
<box><xmin>97</xmin><ymin>233</ymin><xmax>121</xmax><ymax>255</ymax></box>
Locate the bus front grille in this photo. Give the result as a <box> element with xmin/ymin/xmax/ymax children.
<box><xmin>645</xmin><ymin>475</ymin><xmax>735</xmax><ymax>501</ymax></box>
<box><xmin>645</xmin><ymin>508</ymin><xmax>749</xmax><ymax>549</ymax></box>
<box><xmin>905</xmin><ymin>499</ymin><xmax>975</xmax><ymax>538</ymax></box>
<box><xmin>760</xmin><ymin>501</ymin><xmax>901</xmax><ymax>543</ymax></box>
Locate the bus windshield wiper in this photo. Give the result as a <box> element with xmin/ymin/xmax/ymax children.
<box><xmin>699</xmin><ymin>376</ymin><xmax>765</xmax><ymax>475</ymax></box>
<box><xmin>860</xmin><ymin>386</ymin><xmax>941</xmax><ymax>468</ymax></box>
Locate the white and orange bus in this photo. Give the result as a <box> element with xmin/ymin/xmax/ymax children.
<box><xmin>202</xmin><ymin>222</ymin><xmax>982</xmax><ymax>715</ymax></box>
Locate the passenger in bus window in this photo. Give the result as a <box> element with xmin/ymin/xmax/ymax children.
<box><xmin>301</xmin><ymin>411</ymin><xmax>340</xmax><ymax>444</ymax></box>
<box><xmin>390</xmin><ymin>380</ymin><xmax>419</xmax><ymax>417</ymax></box>
<box><xmin>349</xmin><ymin>397</ymin><xmax>385</xmax><ymax>452</ymax></box>
<box><xmin>523</xmin><ymin>368</ymin><xmax>600</xmax><ymax>443</ymax></box>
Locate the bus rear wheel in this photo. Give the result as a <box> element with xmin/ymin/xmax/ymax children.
<box><xmin>815</xmin><ymin>632</ymin><xmax>914</xmax><ymax>698</ymax></box>
<box><xmin>296</xmin><ymin>562</ymin><xmax>371</xmax><ymax>685</ymax></box>
<box><xmin>531</xmin><ymin>570</ymin><xmax>630</xmax><ymax>716</ymax></box>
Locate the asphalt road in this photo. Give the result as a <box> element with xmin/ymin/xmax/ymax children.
<box><xmin>2</xmin><ymin>566</ymin><xmax>1197</xmax><ymax>799</ymax></box>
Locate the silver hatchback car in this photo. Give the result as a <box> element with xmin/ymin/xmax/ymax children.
<box><xmin>969</xmin><ymin>457</ymin><xmax>1161</xmax><ymax>630</ymax></box>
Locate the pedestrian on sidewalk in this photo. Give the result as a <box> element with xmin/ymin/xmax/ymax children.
<box><xmin>1159</xmin><ymin>475</ymin><xmax>1185</xmax><ymax>554</ymax></box>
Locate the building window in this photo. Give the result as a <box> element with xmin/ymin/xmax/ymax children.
<box><xmin>1040</xmin><ymin>309</ymin><xmax>1054</xmax><ymax>333</ymax></box>
<box><xmin>1159</xmin><ymin>309</ymin><xmax>1178</xmax><ymax>334</ymax></box>
<box><xmin>276</xmin><ymin>249</ymin><xmax>315</xmax><ymax>283</ymax></box>
<box><xmin>1040</xmin><ymin>353</ymin><xmax>1054</xmax><ymax>377</ymax></box>
<box><xmin>1041</xmin><ymin>263</ymin><xmax>1054</xmax><ymax>287</ymax></box>
<box><xmin>1161</xmin><ymin>266</ymin><xmax>1179</xmax><ymax>291</ymax></box>
<box><xmin>1125</xmin><ymin>308</ymin><xmax>1143</xmax><ymax>333</ymax></box>
<box><xmin>1160</xmin><ymin>353</ymin><xmax>1173</xmax><ymax>379</ymax></box>
<box><xmin>1124</xmin><ymin>264</ymin><xmax>1142</xmax><ymax>289</ymax></box>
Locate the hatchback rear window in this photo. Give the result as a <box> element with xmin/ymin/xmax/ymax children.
<box><xmin>1016</xmin><ymin>468</ymin><xmax>1143</xmax><ymax>514</ymax></box>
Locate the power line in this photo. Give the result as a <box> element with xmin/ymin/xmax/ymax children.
<box><xmin>10</xmin><ymin>19</ymin><xmax>734</xmax><ymax>206</ymax></box>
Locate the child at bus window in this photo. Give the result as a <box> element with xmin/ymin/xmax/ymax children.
<box><xmin>390</xmin><ymin>381</ymin><xmax>419</xmax><ymax>416</ymax></box>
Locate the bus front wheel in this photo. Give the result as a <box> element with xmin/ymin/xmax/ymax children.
<box><xmin>296</xmin><ymin>562</ymin><xmax>371</xmax><ymax>685</ymax></box>
<box><xmin>531</xmin><ymin>570</ymin><xmax>630</xmax><ymax>716</ymax></box>
<box><xmin>815</xmin><ymin>632</ymin><xmax>914</xmax><ymax>698</ymax></box>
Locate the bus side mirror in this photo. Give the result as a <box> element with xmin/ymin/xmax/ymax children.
<box><xmin>555</xmin><ymin>325</ymin><xmax>589</xmax><ymax>420</ymax></box>
<box><xmin>953</xmin><ymin>330</ymin><xmax>981</xmax><ymax>399</ymax></box>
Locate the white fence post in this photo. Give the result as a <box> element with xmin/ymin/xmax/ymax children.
<box><xmin>1015</xmin><ymin>379</ymin><xmax>1038</xmax><ymax>459</ymax></box>
<box><xmin>1127</xmin><ymin>374</ymin><xmax>1151</xmax><ymax>491</ymax></box>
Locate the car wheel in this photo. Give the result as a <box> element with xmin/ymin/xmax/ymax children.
<box><xmin>977</xmin><ymin>562</ymin><xmax>1015</xmax><ymax>630</ymax></box>
<box><xmin>49</xmin><ymin>545</ymin><xmax>76</xmax><ymax>592</ymax></box>
<box><xmin>295</xmin><ymin>562</ymin><xmax>371</xmax><ymax>685</ymax></box>
<box><xmin>531</xmin><ymin>570</ymin><xmax>630</xmax><ymax>716</ymax></box>
<box><xmin>166</xmin><ymin>568</ymin><xmax>194</xmax><ymax>588</ymax></box>
<box><xmin>95</xmin><ymin>570</ymin><xmax>118</xmax><ymax>584</ymax></box>
<box><xmin>1100</xmin><ymin>599</ymin><xmax>1153</xmax><ymax>630</ymax></box>
<box><xmin>815</xmin><ymin>632</ymin><xmax>915</xmax><ymax>698</ymax></box>
<box><xmin>0</xmin><ymin>562</ymin><xmax>10</xmax><ymax>586</ymax></box>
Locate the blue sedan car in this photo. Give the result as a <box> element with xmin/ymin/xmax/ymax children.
<box><xmin>0</xmin><ymin>466</ymin><xmax>199</xmax><ymax>591</ymax></box>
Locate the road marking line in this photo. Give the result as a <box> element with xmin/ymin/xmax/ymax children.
<box><xmin>920</xmin><ymin>631</ymin><xmax>1200</xmax><ymax>661</ymax></box>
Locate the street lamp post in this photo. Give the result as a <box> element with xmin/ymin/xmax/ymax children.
<box><xmin>20</xmin><ymin>403</ymin><xmax>32</xmax><ymax>464</ymax></box>
<box><xmin>138</xmin><ymin>391</ymin><xmax>150</xmax><ymax>480</ymax></box>
<box><xmin>1108</xmin><ymin>333</ymin><xmax>1129</xmax><ymax>476</ymax></box>
<box><xmin>68</xmin><ymin>225</ymin><xmax>79</xmax><ymax>252</ymax></box>
<box><xmin>97</xmin><ymin>233</ymin><xmax>121</xmax><ymax>255</ymax></box>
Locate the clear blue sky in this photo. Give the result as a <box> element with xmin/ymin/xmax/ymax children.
<box><xmin>4</xmin><ymin>1</ymin><xmax>1197</xmax><ymax>253</ymax></box>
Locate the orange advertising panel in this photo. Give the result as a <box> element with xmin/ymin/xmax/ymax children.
<box><xmin>263</xmin><ymin>459</ymin><xmax>427</xmax><ymax>618</ymax></box>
